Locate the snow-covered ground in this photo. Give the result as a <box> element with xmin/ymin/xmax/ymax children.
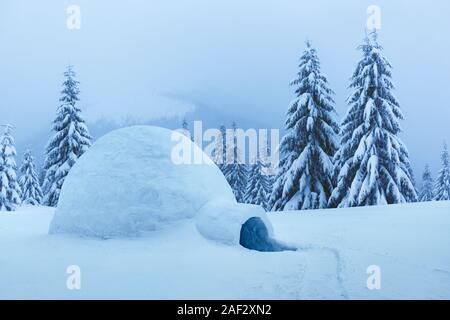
<box><xmin>271</xmin><ymin>201</ymin><xmax>450</xmax><ymax>299</ymax></box>
<box><xmin>1</xmin><ymin>201</ymin><xmax>449</xmax><ymax>299</ymax></box>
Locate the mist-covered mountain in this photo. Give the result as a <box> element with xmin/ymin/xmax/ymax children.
<box><xmin>15</xmin><ymin>103</ymin><xmax>273</xmax><ymax>171</ymax></box>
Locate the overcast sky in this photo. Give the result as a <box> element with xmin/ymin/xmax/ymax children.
<box><xmin>1</xmin><ymin>0</ymin><xmax>450</xmax><ymax>177</ymax></box>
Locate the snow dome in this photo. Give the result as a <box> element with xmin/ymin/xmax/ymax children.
<box><xmin>49</xmin><ymin>126</ymin><xmax>280</xmax><ymax>249</ymax></box>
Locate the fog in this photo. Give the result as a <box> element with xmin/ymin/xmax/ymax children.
<box><xmin>1</xmin><ymin>0</ymin><xmax>449</xmax><ymax>177</ymax></box>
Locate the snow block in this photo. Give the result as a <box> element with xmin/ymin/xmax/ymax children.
<box><xmin>49</xmin><ymin>125</ymin><xmax>275</xmax><ymax>244</ymax></box>
<box><xmin>195</xmin><ymin>200</ymin><xmax>274</xmax><ymax>246</ymax></box>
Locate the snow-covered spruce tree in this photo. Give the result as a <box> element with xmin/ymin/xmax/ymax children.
<box><xmin>434</xmin><ymin>143</ymin><xmax>450</xmax><ymax>201</ymax></box>
<box><xmin>212</xmin><ymin>125</ymin><xmax>227</xmax><ymax>170</ymax></box>
<box><xmin>244</xmin><ymin>158</ymin><xmax>272</xmax><ymax>211</ymax></box>
<box><xmin>418</xmin><ymin>165</ymin><xmax>434</xmax><ymax>202</ymax></box>
<box><xmin>42</xmin><ymin>66</ymin><xmax>92</xmax><ymax>207</ymax></box>
<box><xmin>19</xmin><ymin>150</ymin><xmax>43</xmax><ymax>205</ymax></box>
<box><xmin>270</xmin><ymin>40</ymin><xmax>339</xmax><ymax>211</ymax></box>
<box><xmin>223</xmin><ymin>122</ymin><xmax>248</xmax><ymax>203</ymax></box>
<box><xmin>329</xmin><ymin>32</ymin><xmax>417</xmax><ymax>208</ymax></box>
<box><xmin>0</xmin><ymin>125</ymin><xmax>21</xmax><ymax>211</ymax></box>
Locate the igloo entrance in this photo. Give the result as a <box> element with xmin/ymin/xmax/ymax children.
<box><xmin>239</xmin><ymin>217</ymin><xmax>296</xmax><ymax>252</ymax></box>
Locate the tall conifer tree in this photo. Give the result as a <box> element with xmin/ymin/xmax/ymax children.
<box><xmin>0</xmin><ymin>125</ymin><xmax>21</xmax><ymax>211</ymax></box>
<box><xmin>329</xmin><ymin>32</ymin><xmax>417</xmax><ymax>208</ymax></box>
<box><xmin>434</xmin><ymin>143</ymin><xmax>450</xmax><ymax>201</ymax></box>
<box><xmin>42</xmin><ymin>66</ymin><xmax>92</xmax><ymax>206</ymax></box>
<box><xmin>270</xmin><ymin>41</ymin><xmax>339</xmax><ymax>211</ymax></box>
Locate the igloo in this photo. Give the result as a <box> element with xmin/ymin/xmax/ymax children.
<box><xmin>49</xmin><ymin>126</ymin><xmax>290</xmax><ymax>251</ymax></box>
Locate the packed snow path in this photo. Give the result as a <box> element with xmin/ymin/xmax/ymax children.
<box><xmin>1</xmin><ymin>202</ymin><xmax>450</xmax><ymax>299</ymax></box>
<box><xmin>271</xmin><ymin>201</ymin><xmax>450</xmax><ymax>299</ymax></box>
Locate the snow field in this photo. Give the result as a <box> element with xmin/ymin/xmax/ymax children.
<box><xmin>1</xmin><ymin>201</ymin><xmax>449</xmax><ymax>299</ymax></box>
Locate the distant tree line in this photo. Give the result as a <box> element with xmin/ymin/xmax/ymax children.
<box><xmin>1</xmin><ymin>31</ymin><xmax>449</xmax><ymax>212</ymax></box>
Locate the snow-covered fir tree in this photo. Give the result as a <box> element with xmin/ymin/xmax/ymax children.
<box><xmin>223</xmin><ymin>122</ymin><xmax>248</xmax><ymax>203</ymax></box>
<box><xmin>38</xmin><ymin>169</ymin><xmax>45</xmax><ymax>188</ymax></box>
<box><xmin>270</xmin><ymin>40</ymin><xmax>339</xmax><ymax>211</ymax></box>
<box><xmin>434</xmin><ymin>143</ymin><xmax>450</xmax><ymax>201</ymax></box>
<box><xmin>19</xmin><ymin>150</ymin><xmax>43</xmax><ymax>205</ymax></box>
<box><xmin>212</xmin><ymin>125</ymin><xmax>227</xmax><ymax>170</ymax></box>
<box><xmin>42</xmin><ymin>66</ymin><xmax>92</xmax><ymax>207</ymax></box>
<box><xmin>418</xmin><ymin>165</ymin><xmax>434</xmax><ymax>202</ymax></box>
<box><xmin>244</xmin><ymin>157</ymin><xmax>272</xmax><ymax>211</ymax></box>
<box><xmin>329</xmin><ymin>32</ymin><xmax>417</xmax><ymax>208</ymax></box>
<box><xmin>0</xmin><ymin>125</ymin><xmax>21</xmax><ymax>211</ymax></box>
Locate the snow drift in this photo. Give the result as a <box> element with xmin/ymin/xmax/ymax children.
<box><xmin>49</xmin><ymin>126</ymin><xmax>275</xmax><ymax>247</ymax></box>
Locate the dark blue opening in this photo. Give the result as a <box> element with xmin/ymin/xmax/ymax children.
<box><xmin>239</xmin><ymin>217</ymin><xmax>297</xmax><ymax>252</ymax></box>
